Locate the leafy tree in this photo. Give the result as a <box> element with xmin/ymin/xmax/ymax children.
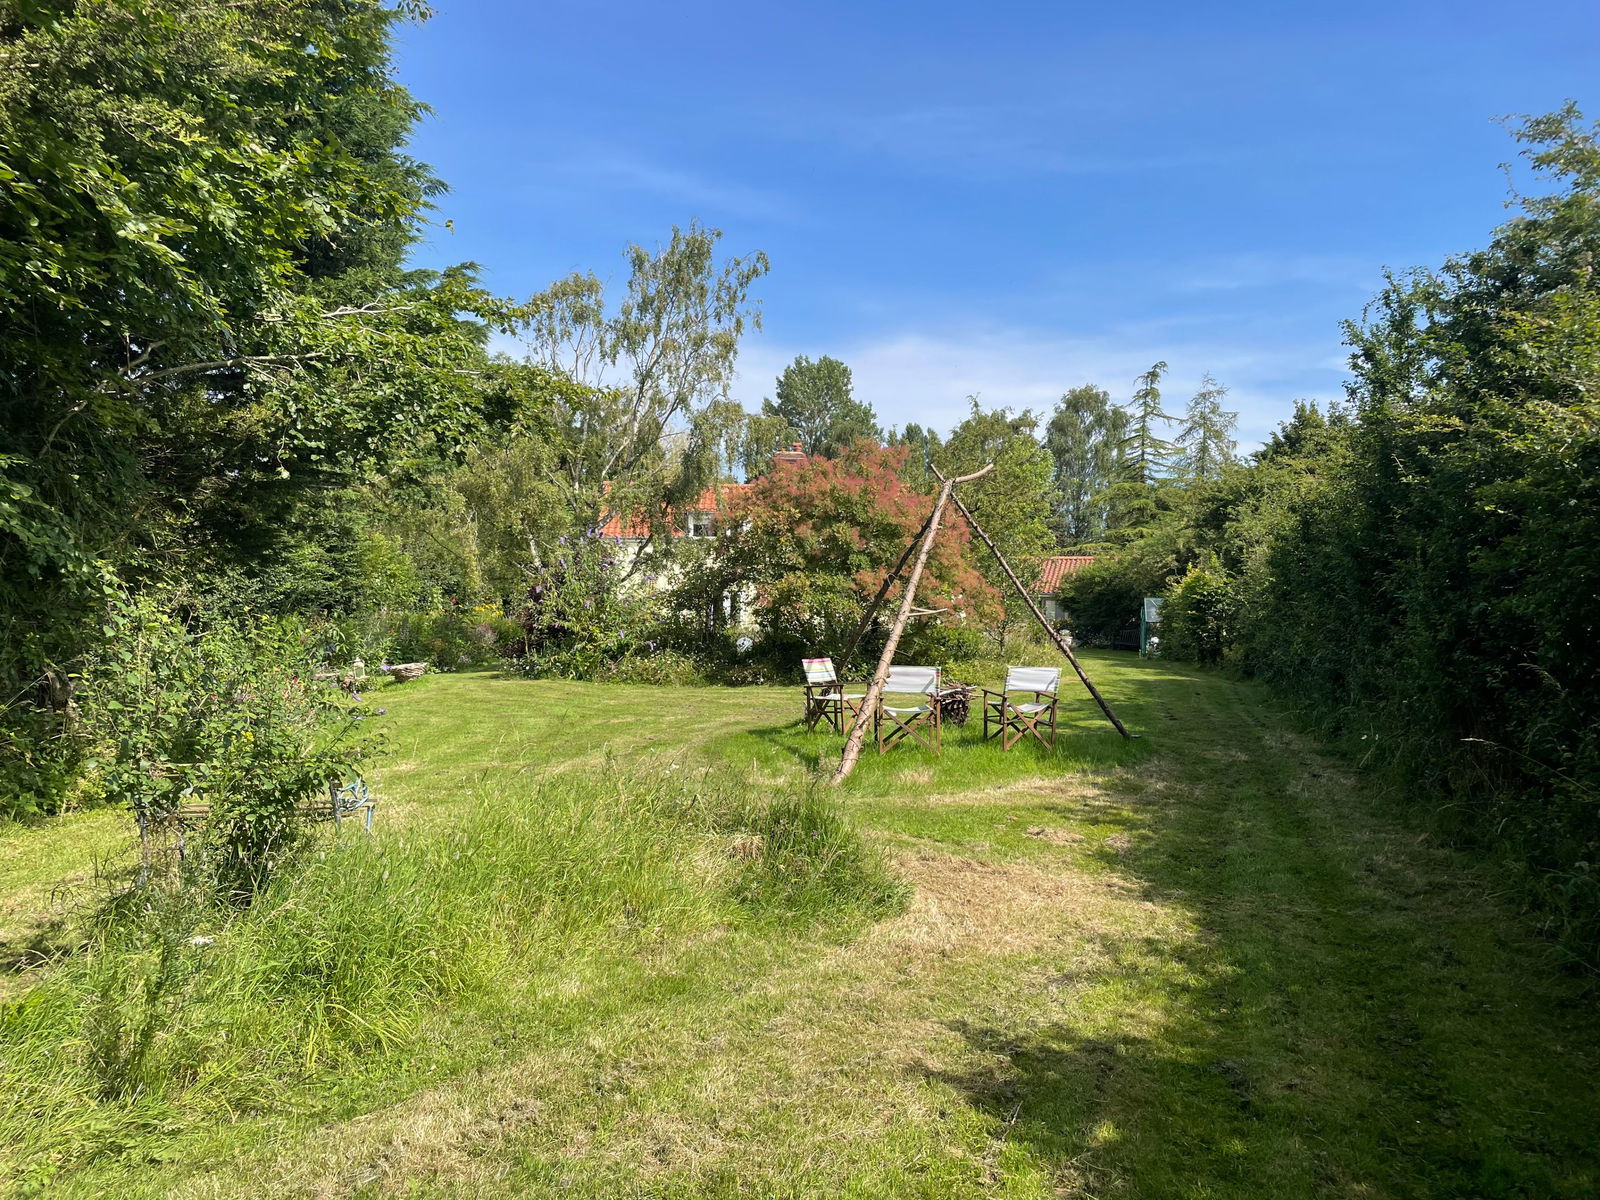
<box><xmin>887</xmin><ymin>422</ymin><xmax>941</xmax><ymax>490</ymax></box>
<box><xmin>514</xmin><ymin>222</ymin><xmax>769</xmax><ymax>570</ymax></box>
<box><xmin>1176</xmin><ymin>374</ymin><xmax>1238</xmax><ymax>480</ymax></box>
<box><xmin>1255</xmin><ymin>400</ymin><xmax>1351</xmax><ymax>464</ymax></box>
<box><xmin>761</xmin><ymin>355</ymin><xmax>881</xmax><ymax>457</ymax></box>
<box><xmin>0</xmin><ymin>0</ymin><xmax>524</xmax><ymax>815</ymax></box>
<box><xmin>0</xmin><ymin>0</ymin><xmax>518</xmax><ymax>683</ymax></box>
<box><xmin>1046</xmin><ymin>384</ymin><xmax>1127</xmax><ymax>545</ymax></box>
<box><xmin>719</xmin><ymin>443</ymin><xmax>999</xmax><ymax>661</ymax></box>
<box><xmin>932</xmin><ymin>400</ymin><xmax>1059</xmax><ymax>640</ymax></box>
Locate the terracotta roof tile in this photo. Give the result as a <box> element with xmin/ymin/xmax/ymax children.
<box><xmin>1037</xmin><ymin>555</ymin><xmax>1096</xmax><ymax>593</ymax></box>
<box><xmin>599</xmin><ymin>483</ymin><xmax>750</xmax><ymax>539</ymax></box>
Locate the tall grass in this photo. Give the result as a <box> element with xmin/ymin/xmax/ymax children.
<box><xmin>0</xmin><ymin>769</ymin><xmax>901</xmax><ymax>1190</ymax></box>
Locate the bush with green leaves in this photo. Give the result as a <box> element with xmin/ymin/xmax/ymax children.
<box><xmin>511</xmin><ymin>532</ymin><xmax>660</xmax><ymax>679</ymax></box>
<box><xmin>896</xmin><ymin>621</ymin><xmax>990</xmax><ymax>670</ymax></box>
<box><xmin>1160</xmin><ymin>565</ymin><xmax>1239</xmax><ymax>667</ymax></box>
<box><xmin>592</xmin><ymin>650</ymin><xmax>709</xmax><ymax>687</ymax></box>
<box><xmin>78</xmin><ymin>592</ymin><xmax>372</xmax><ymax>898</ymax></box>
<box><xmin>1126</xmin><ymin>109</ymin><xmax>1600</xmax><ymax>963</ymax></box>
<box><xmin>386</xmin><ymin>603</ymin><xmax>524</xmax><ymax>670</ymax></box>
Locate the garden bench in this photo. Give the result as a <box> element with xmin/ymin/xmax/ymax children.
<box><xmin>150</xmin><ymin>777</ymin><xmax>378</xmax><ymax>852</ymax></box>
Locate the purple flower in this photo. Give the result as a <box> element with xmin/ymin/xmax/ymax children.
<box><xmin>351</xmin><ymin>693</ymin><xmax>363</xmax><ymax>702</ymax></box>
<box><xmin>376</xmin><ymin>707</ymin><xmax>388</xmax><ymax>715</ymax></box>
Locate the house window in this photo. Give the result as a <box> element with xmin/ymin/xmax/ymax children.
<box><xmin>685</xmin><ymin>511</ymin><xmax>715</xmax><ymax>539</ymax></box>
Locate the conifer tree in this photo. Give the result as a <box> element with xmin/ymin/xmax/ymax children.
<box><xmin>1177</xmin><ymin>374</ymin><xmax>1239</xmax><ymax>480</ymax></box>
<box><xmin>1101</xmin><ymin>362</ymin><xmax>1177</xmax><ymax>539</ymax></box>
<box><xmin>1122</xmin><ymin>361</ymin><xmax>1178</xmax><ymax>484</ymax></box>
<box><xmin>762</xmin><ymin>355</ymin><xmax>881</xmax><ymax>456</ymax></box>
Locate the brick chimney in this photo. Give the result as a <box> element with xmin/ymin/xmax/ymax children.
<box><xmin>771</xmin><ymin>442</ymin><xmax>807</xmax><ymax>469</ymax></box>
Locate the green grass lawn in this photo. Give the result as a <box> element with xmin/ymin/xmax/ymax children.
<box><xmin>2</xmin><ymin>652</ymin><xmax>1597</xmax><ymax>1198</ymax></box>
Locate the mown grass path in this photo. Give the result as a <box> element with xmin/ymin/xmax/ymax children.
<box><xmin>5</xmin><ymin>654</ymin><xmax>1598</xmax><ymax>1198</ymax></box>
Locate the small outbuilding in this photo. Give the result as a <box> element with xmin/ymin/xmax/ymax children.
<box><xmin>1035</xmin><ymin>555</ymin><xmax>1095</xmax><ymax>626</ymax></box>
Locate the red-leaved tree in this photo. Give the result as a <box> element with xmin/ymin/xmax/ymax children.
<box><xmin>720</xmin><ymin>442</ymin><xmax>1001</xmax><ymax>661</ymax></box>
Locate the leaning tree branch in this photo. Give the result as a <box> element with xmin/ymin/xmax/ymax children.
<box><xmin>119</xmin><ymin>352</ymin><xmax>327</xmax><ymax>386</ymax></box>
<box><xmin>831</xmin><ymin>462</ymin><xmax>995</xmax><ymax>786</ymax></box>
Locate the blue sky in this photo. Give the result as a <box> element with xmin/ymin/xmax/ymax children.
<box><xmin>394</xmin><ymin>1</ymin><xmax>1598</xmax><ymax>449</ymax></box>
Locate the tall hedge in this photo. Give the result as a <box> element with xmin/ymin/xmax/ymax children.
<box><xmin>1223</xmin><ymin>108</ymin><xmax>1600</xmax><ymax>960</ymax></box>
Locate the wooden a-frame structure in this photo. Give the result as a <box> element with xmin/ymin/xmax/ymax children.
<box><xmin>831</xmin><ymin>463</ymin><xmax>1132</xmax><ymax>785</ymax></box>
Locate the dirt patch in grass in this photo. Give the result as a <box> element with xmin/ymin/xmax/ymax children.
<box><xmin>899</xmin><ymin>775</ymin><xmax>1121</xmax><ymax>812</ymax></box>
<box><xmin>1025</xmin><ymin>825</ymin><xmax>1085</xmax><ymax>846</ymax></box>
<box><xmin>863</xmin><ymin>852</ymin><xmax>1127</xmax><ymax>957</ymax></box>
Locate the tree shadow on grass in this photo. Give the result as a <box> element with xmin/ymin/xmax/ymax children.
<box><xmin>0</xmin><ymin>848</ymin><xmax>141</xmax><ymax>998</ymax></box>
<box><xmin>916</xmin><ymin>666</ymin><xmax>1600</xmax><ymax>1200</ymax></box>
<box><xmin>929</xmin><ymin>1017</ymin><xmax>1268</xmax><ymax>1199</ymax></box>
<box><xmin>742</xmin><ymin>722</ymin><xmax>832</xmax><ymax>775</ymax></box>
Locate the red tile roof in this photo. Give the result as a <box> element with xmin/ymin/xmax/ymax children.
<box><xmin>599</xmin><ymin>483</ymin><xmax>750</xmax><ymax>539</ymax></box>
<box><xmin>1037</xmin><ymin>555</ymin><xmax>1095</xmax><ymax>593</ymax></box>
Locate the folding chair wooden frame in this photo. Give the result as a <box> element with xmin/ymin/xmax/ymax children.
<box><xmin>801</xmin><ymin>657</ymin><xmax>865</xmax><ymax>734</ymax></box>
<box><xmin>875</xmin><ymin>665</ymin><xmax>942</xmax><ymax>755</ymax></box>
<box><xmin>982</xmin><ymin>666</ymin><xmax>1062</xmax><ymax>751</ymax></box>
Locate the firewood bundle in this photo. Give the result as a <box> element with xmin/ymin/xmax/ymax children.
<box><xmin>936</xmin><ymin>682</ymin><xmax>974</xmax><ymax>726</ymax></box>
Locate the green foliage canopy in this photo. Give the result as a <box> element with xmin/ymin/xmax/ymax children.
<box><xmin>932</xmin><ymin>398</ymin><xmax>1060</xmax><ymax>629</ymax></box>
<box><xmin>761</xmin><ymin>354</ymin><xmax>881</xmax><ymax>458</ymax></box>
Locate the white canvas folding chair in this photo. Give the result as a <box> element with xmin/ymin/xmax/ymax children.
<box><xmin>875</xmin><ymin>665</ymin><xmax>942</xmax><ymax>755</ymax></box>
<box><xmin>981</xmin><ymin>666</ymin><xmax>1061</xmax><ymax>750</ymax></box>
<box><xmin>801</xmin><ymin>657</ymin><xmax>865</xmax><ymax>734</ymax></box>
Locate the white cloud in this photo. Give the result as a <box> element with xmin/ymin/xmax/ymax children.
<box><xmin>1167</xmin><ymin>252</ymin><xmax>1376</xmax><ymax>293</ymax></box>
<box><xmin>488</xmin><ymin>295</ymin><xmax>1353</xmax><ymax>454</ymax></box>
<box><xmin>547</xmin><ymin>152</ymin><xmax>794</xmax><ymax>222</ymax></box>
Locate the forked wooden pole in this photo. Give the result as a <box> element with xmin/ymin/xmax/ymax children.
<box><xmin>936</xmin><ymin>473</ymin><xmax>1133</xmax><ymax>739</ymax></box>
<box><xmin>830</xmin><ymin>464</ymin><xmax>994</xmax><ymax>785</ymax></box>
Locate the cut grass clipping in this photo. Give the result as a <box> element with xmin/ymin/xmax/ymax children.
<box><xmin>0</xmin><ymin>770</ymin><xmax>902</xmax><ymax>1189</ymax></box>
